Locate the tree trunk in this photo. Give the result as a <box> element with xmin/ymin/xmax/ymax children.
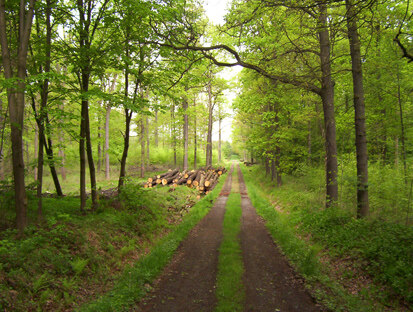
<box><xmin>97</xmin><ymin>107</ymin><xmax>102</xmax><ymax>173</ymax></box>
<box><xmin>146</xmin><ymin>116</ymin><xmax>150</xmax><ymax>166</ymax></box>
<box><xmin>58</xmin><ymin>129</ymin><xmax>66</xmax><ymax>180</ymax></box>
<box><xmin>346</xmin><ymin>0</ymin><xmax>369</xmax><ymax>218</ymax></box>
<box><xmin>171</xmin><ymin>103</ymin><xmax>177</xmax><ymax>167</ymax></box>
<box><xmin>105</xmin><ymin>104</ymin><xmax>111</xmax><ymax>180</ymax></box>
<box><xmin>397</xmin><ymin>67</ymin><xmax>407</xmax><ymax>184</ymax></box>
<box><xmin>307</xmin><ymin>120</ymin><xmax>311</xmax><ymax>165</ymax></box>
<box><xmin>83</xmin><ymin>75</ymin><xmax>98</xmax><ymax>210</ymax></box>
<box><xmin>34</xmin><ymin>122</ymin><xmax>38</xmax><ymax>181</ymax></box>
<box><xmin>140</xmin><ymin>116</ymin><xmax>145</xmax><ymax>178</ymax></box>
<box><xmin>218</xmin><ymin>116</ymin><xmax>222</xmax><ymax>163</ymax></box>
<box><xmin>183</xmin><ymin>93</ymin><xmax>189</xmax><ymax>170</ymax></box>
<box><xmin>118</xmin><ymin>109</ymin><xmax>132</xmax><ymax>190</ymax></box>
<box><xmin>318</xmin><ymin>2</ymin><xmax>338</xmax><ymax>207</ymax></box>
<box><xmin>118</xmin><ymin>63</ymin><xmax>135</xmax><ymax>191</ymax></box>
<box><xmin>0</xmin><ymin>98</ymin><xmax>4</xmax><ymax>181</ymax></box>
<box><xmin>154</xmin><ymin>109</ymin><xmax>159</xmax><ymax>147</ymax></box>
<box><xmin>395</xmin><ymin>136</ymin><xmax>399</xmax><ymax>168</ymax></box>
<box><xmin>105</xmin><ymin>73</ymin><xmax>116</xmax><ymax>181</ymax></box>
<box><xmin>193</xmin><ymin>97</ymin><xmax>197</xmax><ymax>169</ymax></box>
<box><xmin>0</xmin><ymin>0</ymin><xmax>36</xmax><ymax>232</ymax></box>
<box><xmin>206</xmin><ymin>81</ymin><xmax>213</xmax><ymax>167</ymax></box>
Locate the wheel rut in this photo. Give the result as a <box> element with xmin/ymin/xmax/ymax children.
<box><xmin>134</xmin><ymin>165</ymin><xmax>234</xmax><ymax>312</ymax></box>
<box><xmin>238</xmin><ymin>164</ymin><xmax>322</xmax><ymax>312</ymax></box>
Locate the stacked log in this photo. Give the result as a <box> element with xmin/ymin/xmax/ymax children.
<box><xmin>143</xmin><ymin>167</ymin><xmax>227</xmax><ymax>195</ymax></box>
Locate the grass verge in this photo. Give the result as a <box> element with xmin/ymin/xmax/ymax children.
<box><xmin>215</xmin><ymin>167</ymin><xmax>245</xmax><ymax>312</ymax></box>
<box><xmin>80</xmin><ymin>171</ymin><xmax>229</xmax><ymax>312</ymax></box>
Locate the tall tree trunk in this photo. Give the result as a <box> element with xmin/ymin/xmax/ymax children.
<box><xmin>36</xmin><ymin>0</ymin><xmax>53</xmax><ymax>218</ymax></box>
<box><xmin>83</xmin><ymin>74</ymin><xmax>98</xmax><ymax>210</ymax></box>
<box><xmin>36</xmin><ymin>121</ymin><xmax>44</xmax><ymax>219</ymax></box>
<box><xmin>206</xmin><ymin>81</ymin><xmax>213</xmax><ymax>167</ymax></box>
<box><xmin>193</xmin><ymin>97</ymin><xmax>197</xmax><ymax>169</ymax></box>
<box><xmin>58</xmin><ymin>129</ymin><xmax>66</xmax><ymax>181</ymax></box>
<box><xmin>79</xmin><ymin>102</ymin><xmax>87</xmax><ymax>212</ymax></box>
<box><xmin>0</xmin><ymin>98</ymin><xmax>4</xmax><ymax>181</ymax></box>
<box><xmin>307</xmin><ymin>120</ymin><xmax>311</xmax><ymax>165</ymax></box>
<box><xmin>0</xmin><ymin>0</ymin><xmax>36</xmax><ymax>232</ymax></box>
<box><xmin>397</xmin><ymin>68</ymin><xmax>407</xmax><ymax>184</ymax></box>
<box><xmin>146</xmin><ymin>116</ymin><xmax>150</xmax><ymax>165</ymax></box>
<box><xmin>118</xmin><ymin>109</ymin><xmax>132</xmax><ymax>190</ymax></box>
<box><xmin>118</xmin><ymin>59</ymin><xmax>135</xmax><ymax>190</ymax></box>
<box><xmin>183</xmin><ymin>94</ymin><xmax>189</xmax><ymax>170</ymax></box>
<box><xmin>105</xmin><ymin>73</ymin><xmax>116</xmax><ymax>181</ymax></box>
<box><xmin>318</xmin><ymin>2</ymin><xmax>338</xmax><ymax>207</ymax></box>
<box><xmin>346</xmin><ymin>0</ymin><xmax>369</xmax><ymax>217</ymax></box>
<box><xmin>97</xmin><ymin>107</ymin><xmax>102</xmax><ymax>173</ymax></box>
<box><xmin>154</xmin><ymin>109</ymin><xmax>159</xmax><ymax>147</ymax></box>
<box><xmin>218</xmin><ymin>116</ymin><xmax>222</xmax><ymax>163</ymax></box>
<box><xmin>140</xmin><ymin>116</ymin><xmax>145</xmax><ymax>178</ymax></box>
<box><xmin>105</xmin><ymin>104</ymin><xmax>111</xmax><ymax>180</ymax></box>
<box><xmin>171</xmin><ymin>102</ymin><xmax>177</xmax><ymax>167</ymax></box>
<box><xmin>34</xmin><ymin>122</ymin><xmax>38</xmax><ymax>181</ymax></box>
<box><xmin>395</xmin><ymin>136</ymin><xmax>399</xmax><ymax>168</ymax></box>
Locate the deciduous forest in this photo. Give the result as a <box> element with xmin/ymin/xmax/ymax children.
<box><xmin>0</xmin><ymin>0</ymin><xmax>412</xmax><ymax>311</ymax></box>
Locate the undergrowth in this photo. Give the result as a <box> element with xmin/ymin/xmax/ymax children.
<box><xmin>0</xmin><ymin>177</ymin><xmax>205</xmax><ymax>311</ymax></box>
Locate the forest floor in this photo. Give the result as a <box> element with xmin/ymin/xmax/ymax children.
<box><xmin>134</xmin><ymin>163</ymin><xmax>323</xmax><ymax>312</ymax></box>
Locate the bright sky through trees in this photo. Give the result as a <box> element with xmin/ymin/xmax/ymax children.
<box><xmin>203</xmin><ymin>0</ymin><xmax>241</xmax><ymax>142</ymax></box>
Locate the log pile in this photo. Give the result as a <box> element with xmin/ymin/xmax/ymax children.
<box><xmin>144</xmin><ymin>166</ymin><xmax>227</xmax><ymax>195</ymax></box>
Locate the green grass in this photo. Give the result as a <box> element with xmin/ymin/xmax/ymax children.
<box><xmin>215</xmin><ymin>168</ymin><xmax>245</xmax><ymax>312</ymax></box>
<box><xmin>80</xmin><ymin>171</ymin><xmax>229</xmax><ymax>312</ymax></box>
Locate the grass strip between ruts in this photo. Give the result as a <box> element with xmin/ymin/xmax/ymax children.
<box><xmin>79</xmin><ymin>171</ymin><xmax>229</xmax><ymax>312</ymax></box>
<box><xmin>215</xmin><ymin>167</ymin><xmax>245</xmax><ymax>312</ymax></box>
<box><xmin>239</xmin><ymin>164</ymin><xmax>376</xmax><ymax>312</ymax></box>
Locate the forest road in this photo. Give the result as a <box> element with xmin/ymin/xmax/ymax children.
<box><xmin>134</xmin><ymin>164</ymin><xmax>234</xmax><ymax>312</ymax></box>
<box><xmin>134</xmin><ymin>163</ymin><xmax>323</xmax><ymax>311</ymax></box>
<box><xmin>237</xmin><ymin>164</ymin><xmax>323</xmax><ymax>312</ymax></box>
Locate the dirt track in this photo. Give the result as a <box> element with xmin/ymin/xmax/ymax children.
<box><xmin>135</xmin><ymin>165</ymin><xmax>233</xmax><ymax>312</ymax></box>
<box><xmin>134</xmin><ymin>163</ymin><xmax>322</xmax><ymax>311</ymax></box>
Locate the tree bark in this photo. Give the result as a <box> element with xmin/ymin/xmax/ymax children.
<box><xmin>346</xmin><ymin>0</ymin><xmax>369</xmax><ymax>218</ymax></box>
<box><xmin>218</xmin><ymin>115</ymin><xmax>222</xmax><ymax>163</ymax></box>
<box><xmin>397</xmin><ymin>67</ymin><xmax>407</xmax><ymax>184</ymax></box>
<box><xmin>105</xmin><ymin>104</ymin><xmax>111</xmax><ymax>180</ymax></box>
<box><xmin>97</xmin><ymin>108</ymin><xmax>102</xmax><ymax>173</ymax></box>
<box><xmin>0</xmin><ymin>98</ymin><xmax>4</xmax><ymax>181</ymax></box>
<box><xmin>34</xmin><ymin>122</ymin><xmax>38</xmax><ymax>181</ymax></box>
<box><xmin>0</xmin><ymin>0</ymin><xmax>36</xmax><ymax>232</ymax></box>
<box><xmin>154</xmin><ymin>109</ymin><xmax>159</xmax><ymax>147</ymax></box>
<box><xmin>146</xmin><ymin>116</ymin><xmax>150</xmax><ymax>165</ymax></box>
<box><xmin>206</xmin><ymin>81</ymin><xmax>213</xmax><ymax>167</ymax></box>
<box><xmin>105</xmin><ymin>73</ymin><xmax>116</xmax><ymax>181</ymax></box>
<box><xmin>171</xmin><ymin>102</ymin><xmax>177</xmax><ymax>167</ymax></box>
<box><xmin>318</xmin><ymin>2</ymin><xmax>338</xmax><ymax>207</ymax></box>
<box><xmin>193</xmin><ymin>97</ymin><xmax>197</xmax><ymax>169</ymax></box>
<box><xmin>140</xmin><ymin>116</ymin><xmax>145</xmax><ymax>178</ymax></box>
<box><xmin>183</xmin><ymin>93</ymin><xmax>189</xmax><ymax>170</ymax></box>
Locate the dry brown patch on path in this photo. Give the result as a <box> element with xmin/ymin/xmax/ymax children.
<box><xmin>238</xmin><ymin>164</ymin><xmax>323</xmax><ymax>312</ymax></box>
<box><xmin>134</xmin><ymin>165</ymin><xmax>233</xmax><ymax>312</ymax></box>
